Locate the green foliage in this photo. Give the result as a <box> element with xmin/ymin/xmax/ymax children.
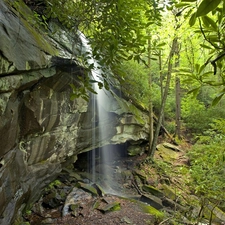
<box><xmin>181</xmin><ymin>95</ymin><xmax>208</xmax><ymax>134</ymax></box>
<box><xmin>188</xmin><ymin>119</ymin><xmax>225</xmax><ymax>201</ymax></box>
<box><xmin>176</xmin><ymin>0</ymin><xmax>225</xmax><ymax>103</ymax></box>
<box><xmin>185</xmin><ymin>119</ymin><xmax>225</xmax><ymax>223</ymax></box>
<box><xmin>115</xmin><ymin>58</ymin><xmax>176</xmax><ymax>121</ymax></box>
<box><xmin>196</xmin><ymin>118</ymin><xmax>225</xmax><ymax>144</ymax></box>
<box><xmin>181</xmin><ymin>90</ymin><xmax>225</xmax><ymax>135</ymax></box>
<box><xmin>115</xmin><ymin>60</ymin><xmax>150</xmax><ymax>107</ymax></box>
<box><xmin>44</xmin><ymin>0</ymin><xmax>162</xmax><ymax>68</ymax></box>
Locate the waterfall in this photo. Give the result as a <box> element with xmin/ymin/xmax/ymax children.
<box><xmin>77</xmin><ymin>31</ymin><xmax>115</xmax><ymax>193</ymax></box>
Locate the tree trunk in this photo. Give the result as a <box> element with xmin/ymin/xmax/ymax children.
<box><xmin>175</xmin><ymin>76</ymin><xmax>181</xmax><ymax>139</ymax></box>
<box><xmin>159</xmin><ymin>50</ymin><xmax>165</xmax><ymax>128</ymax></box>
<box><xmin>148</xmin><ymin>36</ymin><xmax>154</xmax><ymax>154</ymax></box>
<box><xmin>175</xmin><ymin>41</ymin><xmax>181</xmax><ymax>139</ymax></box>
<box><xmin>150</xmin><ymin>37</ymin><xmax>178</xmax><ymax>158</ymax></box>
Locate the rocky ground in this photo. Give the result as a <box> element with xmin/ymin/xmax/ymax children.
<box><xmin>22</xmin><ymin>142</ymin><xmax>224</xmax><ymax>225</ymax></box>
<box><xmin>24</xmin><ymin>152</ymin><xmax>161</xmax><ymax>225</ymax></box>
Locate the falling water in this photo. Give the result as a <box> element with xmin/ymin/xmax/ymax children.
<box><xmin>77</xmin><ymin>31</ymin><xmax>115</xmax><ymax>193</ymax></box>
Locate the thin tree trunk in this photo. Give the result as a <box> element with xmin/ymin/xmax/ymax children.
<box><xmin>175</xmin><ymin>76</ymin><xmax>181</xmax><ymax>139</ymax></box>
<box><xmin>150</xmin><ymin>37</ymin><xmax>178</xmax><ymax>158</ymax></box>
<box><xmin>175</xmin><ymin>41</ymin><xmax>181</xmax><ymax>139</ymax></box>
<box><xmin>159</xmin><ymin>50</ymin><xmax>165</xmax><ymax>128</ymax></box>
<box><xmin>148</xmin><ymin>36</ymin><xmax>154</xmax><ymax>154</ymax></box>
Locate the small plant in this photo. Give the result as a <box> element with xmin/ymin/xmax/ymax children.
<box><xmin>46</xmin><ymin>179</ymin><xmax>62</xmax><ymax>190</ymax></box>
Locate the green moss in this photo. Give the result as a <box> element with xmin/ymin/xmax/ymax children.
<box><xmin>140</xmin><ymin>204</ymin><xmax>164</xmax><ymax>219</ymax></box>
<box><xmin>77</xmin><ymin>182</ymin><xmax>98</xmax><ymax>196</ymax></box>
<box><xmin>92</xmin><ymin>200</ymin><xmax>100</xmax><ymax>209</ymax></box>
<box><xmin>142</xmin><ymin>185</ymin><xmax>163</xmax><ymax>197</ymax></box>
<box><xmin>129</xmin><ymin>104</ymin><xmax>146</xmax><ymax>125</ymax></box>
<box><xmin>8</xmin><ymin>0</ymin><xmax>58</xmax><ymax>55</ymax></box>
<box><xmin>115</xmin><ymin>95</ymin><xmax>146</xmax><ymax>125</ymax></box>
<box><xmin>22</xmin><ymin>18</ymin><xmax>58</xmax><ymax>55</ymax></box>
<box><xmin>161</xmin><ymin>184</ymin><xmax>177</xmax><ymax>201</ymax></box>
<box><xmin>99</xmin><ymin>202</ymin><xmax>121</xmax><ymax>213</ymax></box>
<box><xmin>14</xmin><ymin>222</ymin><xmax>30</xmax><ymax>225</ymax></box>
<box><xmin>123</xmin><ymin>197</ymin><xmax>165</xmax><ymax>220</ymax></box>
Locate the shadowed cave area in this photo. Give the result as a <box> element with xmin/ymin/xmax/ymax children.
<box><xmin>73</xmin><ymin>143</ymin><xmax>142</xmax><ymax>195</ymax></box>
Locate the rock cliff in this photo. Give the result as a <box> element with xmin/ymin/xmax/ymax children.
<box><xmin>0</xmin><ymin>1</ymin><xmax>149</xmax><ymax>224</ymax></box>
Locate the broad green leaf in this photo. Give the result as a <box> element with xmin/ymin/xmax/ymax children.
<box><xmin>179</xmin><ymin>67</ymin><xmax>192</xmax><ymax>73</ymax></box>
<box><xmin>201</xmin><ymin>16</ymin><xmax>210</xmax><ymax>28</ymax></box>
<box><xmin>198</xmin><ymin>64</ymin><xmax>206</xmax><ymax>75</ymax></box>
<box><xmin>183</xmin><ymin>78</ymin><xmax>196</xmax><ymax>84</ymax></box>
<box><xmin>204</xmin><ymin>80</ymin><xmax>219</xmax><ymax>85</ymax></box>
<box><xmin>201</xmin><ymin>71</ymin><xmax>214</xmax><ymax>77</ymax></box>
<box><xmin>200</xmin><ymin>44</ymin><xmax>213</xmax><ymax>49</ymax></box>
<box><xmin>196</xmin><ymin>0</ymin><xmax>221</xmax><ymax>17</ymax></box>
<box><xmin>175</xmin><ymin>3</ymin><xmax>190</xmax><ymax>7</ymax></box>
<box><xmin>201</xmin><ymin>16</ymin><xmax>217</xmax><ymax>30</ymax></box>
<box><xmin>187</xmin><ymin>87</ymin><xmax>200</xmax><ymax>97</ymax></box>
<box><xmin>156</xmin><ymin>42</ymin><xmax>166</xmax><ymax>47</ymax></box>
<box><xmin>212</xmin><ymin>92</ymin><xmax>225</xmax><ymax>106</ymax></box>
<box><xmin>189</xmin><ymin>12</ymin><xmax>197</xmax><ymax>26</ymax></box>
<box><xmin>207</xmin><ymin>35</ymin><xmax>219</xmax><ymax>42</ymax></box>
<box><xmin>195</xmin><ymin>63</ymin><xmax>200</xmax><ymax>73</ymax></box>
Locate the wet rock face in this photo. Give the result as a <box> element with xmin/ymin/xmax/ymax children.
<box><xmin>0</xmin><ymin>1</ymin><xmax>149</xmax><ymax>224</ymax></box>
<box><xmin>0</xmin><ymin>68</ymin><xmax>87</xmax><ymax>224</ymax></box>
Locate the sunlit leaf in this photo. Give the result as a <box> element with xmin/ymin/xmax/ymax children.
<box><xmin>200</xmin><ymin>44</ymin><xmax>213</xmax><ymax>49</ymax></box>
<box><xmin>189</xmin><ymin>12</ymin><xmax>197</xmax><ymax>26</ymax></box>
<box><xmin>207</xmin><ymin>35</ymin><xmax>219</xmax><ymax>42</ymax></box>
<box><xmin>201</xmin><ymin>71</ymin><xmax>214</xmax><ymax>77</ymax></box>
<box><xmin>175</xmin><ymin>3</ymin><xmax>190</xmax><ymax>7</ymax></box>
<box><xmin>202</xmin><ymin>15</ymin><xmax>217</xmax><ymax>30</ymax></box>
<box><xmin>183</xmin><ymin>78</ymin><xmax>193</xmax><ymax>83</ymax></box>
<box><xmin>196</xmin><ymin>0</ymin><xmax>221</xmax><ymax>17</ymax></box>
<box><xmin>156</xmin><ymin>42</ymin><xmax>166</xmax><ymax>47</ymax></box>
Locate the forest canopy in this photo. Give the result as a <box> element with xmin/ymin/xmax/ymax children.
<box><xmin>21</xmin><ymin>0</ymin><xmax>225</xmax><ymax>140</ymax></box>
<box><xmin>26</xmin><ymin>0</ymin><xmax>225</xmax><ymax>102</ymax></box>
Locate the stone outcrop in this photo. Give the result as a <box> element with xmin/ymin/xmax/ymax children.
<box><xmin>0</xmin><ymin>1</ymin><xmax>149</xmax><ymax>224</ymax></box>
